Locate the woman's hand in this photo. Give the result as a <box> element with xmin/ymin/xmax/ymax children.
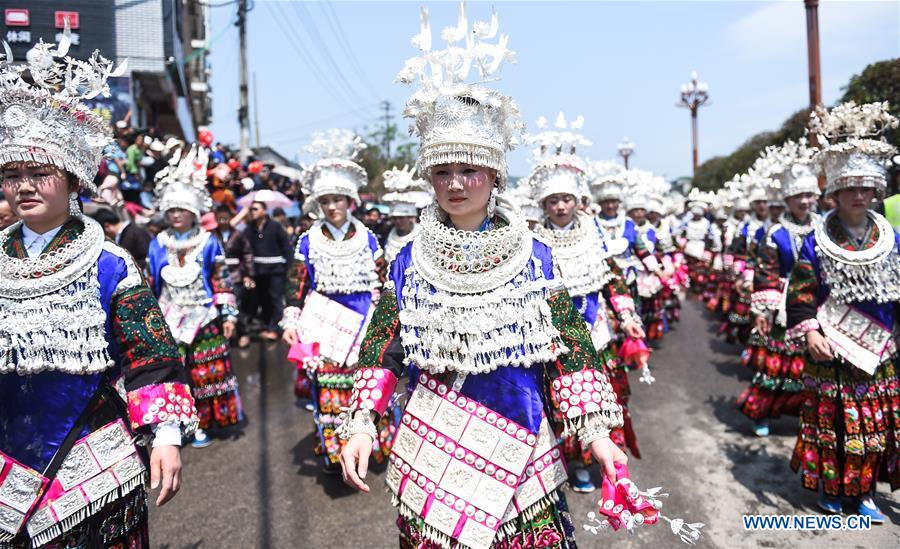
<box><xmin>340</xmin><ymin>434</ymin><xmax>374</xmax><ymax>492</ymax></box>
<box><xmin>150</xmin><ymin>445</ymin><xmax>182</xmax><ymax>506</ymax></box>
<box><xmin>754</xmin><ymin>315</ymin><xmax>770</xmax><ymax>336</ymax></box>
<box><xmin>806</xmin><ymin>330</ymin><xmax>834</xmax><ymax>362</ymax></box>
<box><xmin>623</xmin><ymin>320</ymin><xmax>645</xmax><ymax>340</ymax></box>
<box><xmin>282</xmin><ymin>328</ymin><xmax>298</xmax><ymax>346</ymax></box>
<box><xmin>223</xmin><ymin>320</ymin><xmax>236</xmax><ymax>340</ymax></box>
<box><xmin>589</xmin><ymin>437</ymin><xmax>628</xmax><ymax>483</ymax></box>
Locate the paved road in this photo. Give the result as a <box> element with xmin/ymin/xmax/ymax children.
<box><xmin>149</xmin><ymin>301</ymin><xmax>899</xmax><ymax>548</ymax></box>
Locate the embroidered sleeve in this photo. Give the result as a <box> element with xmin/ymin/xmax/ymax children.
<box><xmin>282</xmin><ymin>239</ymin><xmax>312</xmax><ymax>331</ymax></box>
<box><xmin>546</xmin><ymin>289</ymin><xmax>624</xmax><ymax>438</ymax></box>
<box><xmin>785</xmin><ymin>259</ymin><xmax>820</xmax><ymax>340</ymax></box>
<box><xmin>602</xmin><ymin>258</ymin><xmax>640</xmax><ymax>326</ymax></box>
<box><xmin>209</xmin><ymin>250</ymin><xmax>237</xmax><ymax>315</ymax></box>
<box><xmin>112</xmin><ymin>284</ymin><xmax>198</xmax><ymax>438</ymax></box>
<box><xmin>337</xmin><ymin>286</ymin><xmax>403</xmax><ymax>439</ymax></box>
<box><xmin>750</xmin><ymin>234</ymin><xmax>785</xmax><ymax>317</ymax></box>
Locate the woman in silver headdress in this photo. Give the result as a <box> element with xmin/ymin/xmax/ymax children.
<box><xmin>147</xmin><ymin>147</ymin><xmax>242</xmax><ymax>449</ymax></box>
<box><xmin>785</xmin><ymin>102</ymin><xmax>899</xmax><ymax>521</ymax></box>
<box><xmin>736</xmin><ymin>141</ymin><xmax>820</xmax><ymax>438</ymax></box>
<box><xmin>0</xmin><ymin>38</ymin><xmax>196</xmax><ymax>546</ymax></box>
<box><xmin>338</xmin><ymin>7</ymin><xmax>626</xmax><ymax>548</ymax></box>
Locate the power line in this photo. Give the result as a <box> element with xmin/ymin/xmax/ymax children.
<box><xmin>291</xmin><ymin>2</ymin><xmax>375</xmax><ymax>105</ymax></box>
<box><xmin>263</xmin><ymin>2</ymin><xmax>372</xmax><ymax>121</ymax></box>
<box><xmin>319</xmin><ymin>2</ymin><xmax>381</xmax><ymax>100</ymax></box>
<box><xmin>264</xmin><ymin>103</ymin><xmax>380</xmax><ymax>138</ymax></box>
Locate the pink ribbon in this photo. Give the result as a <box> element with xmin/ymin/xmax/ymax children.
<box><xmin>598</xmin><ymin>463</ymin><xmax>660</xmax><ymax>531</ymax></box>
<box><xmin>288</xmin><ymin>342</ymin><xmax>320</xmax><ymax>367</ymax></box>
<box><xmin>617</xmin><ymin>338</ymin><xmax>650</xmax><ymax>368</ymax></box>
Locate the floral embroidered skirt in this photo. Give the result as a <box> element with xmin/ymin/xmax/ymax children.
<box><xmin>11</xmin><ymin>487</ymin><xmax>149</xmax><ymax>549</ymax></box>
<box><xmin>182</xmin><ymin>321</ymin><xmax>242</xmax><ymax>430</ymax></box>
<box><xmin>736</xmin><ymin>328</ymin><xmax>806</xmax><ymax>420</ymax></box>
<box><xmin>312</xmin><ymin>361</ymin><xmax>398</xmax><ymax>466</ymax></box>
<box><xmin>790</xmin><ymin>358</ymin><xmax>900</xmax><ymax>497</ymax></box>
<box><xmin>397</xmin><ymin>490</ymin><xmax>577</xmax><ymax>549</ymax></box>
<box><xmin>640</xmin><ymin>292</ymin><xmax>667</xmax><ymax>341</ymax></box>
<box><xmin>662</xmin><ymin>285</ymin><xmax>681</xmax><ymax>324</ymax></box>
<box><xmin>686</xmin><ymin>257</ymin><xmax>708</xmax><ymax>295</ymax></box>
<box><xmin>719</xmin><ymin>289</ymin><xmax>752</xmax><ymax>345</ymax></box>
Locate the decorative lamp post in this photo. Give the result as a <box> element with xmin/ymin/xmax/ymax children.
<box><xmin>617</xmin><ymin>137</ymin><xmax>635</xmax><ymax>169</ymax></box>
<box><xmin>678</xmin><ymin>71</ymin><xmax>710</xmax><ymax>176</ymax></box>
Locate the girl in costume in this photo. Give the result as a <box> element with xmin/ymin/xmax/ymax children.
<box><xmin>524</xmin><ymin>115</ymin><xmax>648</xmax><ymax>493</ymax></box>
<box><xmin>148</xmin><ymin>147</ymin><xmax>242</xmax><ymax>448</ymax></box>
<box><xmin>737</xmin><ymin>140</ymin><xmax>820</xmax><ymax>437</ymax></box>
<box><xmin>785</xmin><ymin>102</ymin><xmax>899</xmax><ymax>521</ymax></box>
<box><xmin>338</xmin><ymin>7</ymin><xmax>628</xmax><ymax>548</ymax></box>
<box><xmin>0</xmin><ymin>39</ymin><xmax>197</xmax><ymax>547</ymax></box>
<box><xmin>280</xmin><ymin>130</ymin><xmax>395</xmax><ymax>472</ymax></box>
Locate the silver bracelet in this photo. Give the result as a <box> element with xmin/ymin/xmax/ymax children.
<box><xmin>338</xmin><ymin>411</ymin><xmax>377</xmax><ymax>441</ymax></box>
<box><xmin>579</xmin><ymin>424</ymin><xmax>611</xmax><ymax>445</ymax></box>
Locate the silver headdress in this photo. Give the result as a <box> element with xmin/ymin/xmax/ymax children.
<box><xmin>396</xmin><ymin>2</ymin><xmax>523</xmax><ymax>190</ymax></box>
<box><xmin>590</xmin><ymin>160</ymin><xmax>627</xmax><ymax>202</ymax></box>
<box><xmin>525</xmin><ymin>112</ymin><xmax>592</xmax><ymax>204</ymax></box>
<box><xmin>0</xmin><ymin>32</ymin><xmax>126</xmax><ymax>194</ymax></box>
<box><xmin>382</xmin><ymin>165</ymin><xmax>432</xmax><ymax>217</ymax></box>
<box><xmin>755</xmin><ymin>138</ymin><xmax>819</xmax><ymax>200</ymax></box>
<box><xmin>623</xmin><ymin>169</ymin><xmax>660</xmax><ymax>212</ymax></box>
<box><xmin>810</xmin><ymin>101</ymin><xmax>898</xmax><ymax>197</ymax></box>
<box><xmin>301</xmin><ymin>129</ymin><xmax>368</xmax><ymax>203</ymax></box>
<box><xmin>154</xmin><ymin>146</ymin><xmax>212</xmax><ymax>219</ymax></box>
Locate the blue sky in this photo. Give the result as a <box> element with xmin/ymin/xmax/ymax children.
<box><xmin>207</xmin><ymin>1</ymin><xmax>899</xmax><ymax>181</ymax></box>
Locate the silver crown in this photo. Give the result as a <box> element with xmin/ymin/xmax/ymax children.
<box><xmin>755</xmin><ymin>139</ymin><xmax>819</xmax><ymax>199</ymax></box>
<box><xmin>525</xmin><ymin>112</ymin><xmax>591</xmax><ymax>204</ymax></box>
<box><xmin>301</xmin><ymin>129</ymin><xmax>368</xmax><ymax>203</ymax></box>
<box><xmin>397</xmin><ymin>2</ymin><xmax>523</xmax><ymax>190</ymax></box>
<box><xmin>154</xmin><ymin>146</ymin><xmax>212</xmax><ymax>219</ymax></box>
<box><xmin>0</xmin><ymin>31</ymin><xmax>126</xmax><ymax>194</ymax></box>
<box><xmin>382</xmin><ymin>165</ymin><xmax>432</xmax><ymax>217</ymax></box>
<box><xmin>810</xmin><ymin>101</ymin><xmax>898</xmax><ymax>197</ymax></box>
<box><xmin>589</xmin><ymin>160</ymin><xmax>627</xmax><ymax>202</ymax></box>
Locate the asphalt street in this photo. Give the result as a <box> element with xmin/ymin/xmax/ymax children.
<box><xmin>149</xmin><ymin>300</ymin><xmax>899</xmax><ymax>548</ymax></box>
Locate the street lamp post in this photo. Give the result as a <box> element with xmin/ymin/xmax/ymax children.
<box><xmin>617</xmin><ymin>137</ymin><xmax>634</xmax><ymax>169</ymax></box>
<box><xmin>678</xmin><ymin>71</ymin><xmax>710</xmax><ymax>176</ymax></box>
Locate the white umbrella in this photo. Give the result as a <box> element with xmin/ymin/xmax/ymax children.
<box><xmin>271</xmin><ymin>165</ymin><xmax>304</xmax><ymax>180</ymax></box>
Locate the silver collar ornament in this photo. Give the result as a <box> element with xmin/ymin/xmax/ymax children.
<box><xmin>815</xmin><ymin>210</ymin><xmax>900</xmax><ymax>304</ymax></box>
<box><xmin>533</xmin><ymin>213</ymin><xmax>613</xmax><ymax>298</ymax></box>
<box><xmin>0</xmin><ymin>31</ymin><xmax>126</xmax><ymax>194</ymax></box>
<box><xmin>0</xmin><ymin>216</ymin><xmax>113</xmax><ymax>375</ymax></box>
<box><xmin>306</xmin><ymin>217</ymin><xmax>378</xmax><ymax>295</ymax></box>
<box><xmin>400</xmin><ymin>198</ymin><xmax>565</xmax><ymax>375</ymax></box>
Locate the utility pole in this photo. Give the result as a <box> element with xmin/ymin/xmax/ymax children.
<box><xmin>253</xmin><ymin>71</ymin><xmax>261</xmax><ymax>148</ymax></box>
<box><xmin>237</xmin><ymin>0</ymin><xmax>251</xmax><ymax>162</ymax></box>
<box><xmin>805</xmin><ymin>0</ymin><xmax>823</xmax><ymax>152</ymax></box>
<box><xmin>379</xmin><ymin>100</ymin><xmax>393</xmax><ymax>159</ymax></box>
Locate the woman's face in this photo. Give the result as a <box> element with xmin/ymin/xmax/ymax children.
<box><xmin>785</xmin><ymin>192</ymin><xmax>817</xmax><ymax>220</ymax></box>
<box><xmin>1</xmin><ymin>162</ymin><xmax>71</xmax><ymax>226</ymax></box>
<box><xmin>431</xmin><ymin>163</ymin><xmax>496</xmax><ymax>220</ymax></box>
<box><xmin>628</xmin><ymin>207</ymin><xmax>647</xmax><ymax>225</ymax></box>
<box><xmin>834</xmin><ymin>187</ymin><xmax>875</xmax><ymax>216</ymax></box>
<box><xmin>317</xmin><ymin>194</ymin><xmax>350</xmax><ymax>226</ymax></box>
<box><xmin>543</xmin><ymin>193</ymin><xmax>578</xmax><ymax>227</ymax></box>
<box><xmin>167</xmin><ymin>208</ymin><xmax>196</xmax><ymax>232</ymax></box>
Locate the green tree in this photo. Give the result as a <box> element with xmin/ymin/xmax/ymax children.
<box><xmin>841</xmin><ymin>59</ymin><xmax>900</xmax><ymax>147</ymax></box>
<box><xmin>356</xmin><ymin>124</ymin><xmax>418</xmax><ymax>198</ymax></box>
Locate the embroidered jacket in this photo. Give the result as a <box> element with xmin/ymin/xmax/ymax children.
<box><xmin>0</xmin><ymin>219</ymin><xmax>197</xmax><ymax>472</ymax></box>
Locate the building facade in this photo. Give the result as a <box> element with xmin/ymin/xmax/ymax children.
<box><xmin>1</xmin><ymin>0</ymin><xmax>212</xmax><ymax>138</ymax></box>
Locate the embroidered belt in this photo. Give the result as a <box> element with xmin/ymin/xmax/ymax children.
<box><xmin>0</xmin><ymin>419</ymin><xmax>145</xmax><ymax>545</ymax></box>
<box><xmin>817</xmin><ymin>299</ymin><xmax>895</xmax><ymax>376</ymax></box>
<box><xmin>387</xmin><ymin>372</ymin><xmax>566</xmax><ymax>549</ymax></box>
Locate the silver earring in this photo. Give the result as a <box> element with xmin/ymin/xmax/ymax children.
<box><xmin>487</xmin><ymin>187</ymin><xmax>498</xmax><ymax>218</ymax></box>
<box><xmin>69</xmin><ymin>192</ymin><xmax>80</xmax><ymax>216</ymax></box>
